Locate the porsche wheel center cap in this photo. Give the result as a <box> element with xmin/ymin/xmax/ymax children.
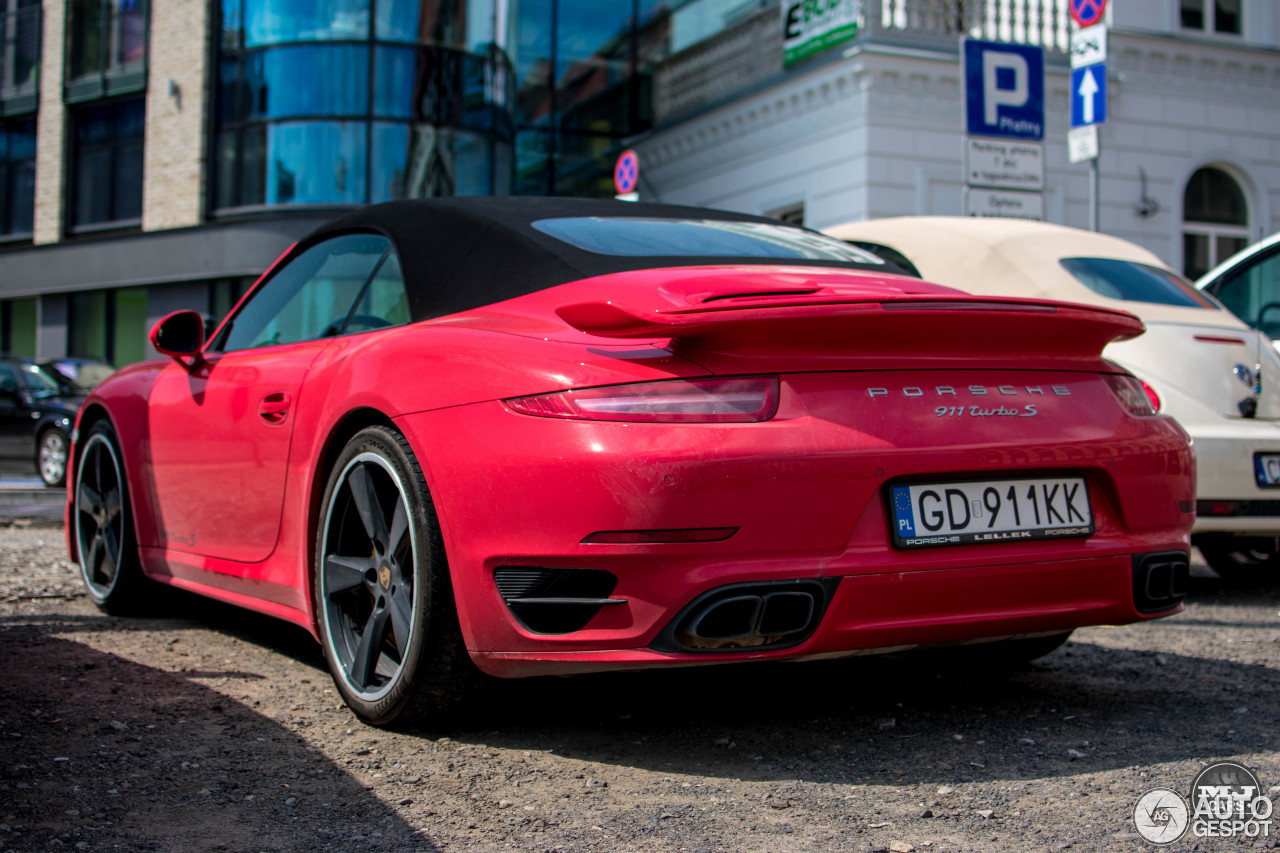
<box><xmin>379</xmin><ymin>566</ymin><xmax>391</xmax><ymax>589</ymax></box>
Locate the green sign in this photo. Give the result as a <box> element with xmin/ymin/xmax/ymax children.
<box><xmin>782</xmin><ymin>0</ymin><xmax>861</xmax><ymax>67</ymax></box>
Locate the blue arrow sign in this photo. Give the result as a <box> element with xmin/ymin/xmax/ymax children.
<box><xmin>963</xmin><ymin>39</ymin><xmax>1045</xmax><ymax>140</ymax></box>
<box><xmin>1071</xmin><ymin>63</ymin><xmax>1107</xmax><ymax>127</ymax></box>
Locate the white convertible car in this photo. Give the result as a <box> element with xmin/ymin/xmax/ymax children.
<box><xmin>825</xmin><ymin>217</ymin><xmax>1280</xmax><ymax>580</ymax></box>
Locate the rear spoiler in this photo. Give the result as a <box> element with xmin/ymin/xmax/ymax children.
<box><xmin>555</xmin><ymin>295</ymin><xmax>1144</xmax><ymax>368</ymax></box>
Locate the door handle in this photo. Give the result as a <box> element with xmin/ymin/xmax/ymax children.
<box><xmin>258</xmin><ymin>391</ymin><xmax>291</xmax><ymax>424</ymax></box>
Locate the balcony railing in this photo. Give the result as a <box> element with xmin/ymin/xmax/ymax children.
<box><xmin>874</xmin><ymin>0</ymin><xmax>1070</xmax><ymax>53</ymax></box>
<box><xmin>654</xmin><ymin>0</ymin><xmax>1069</xmax><ymax>123</ymax></box>
<box><xmin>0</xmin><ymin>3</ymin><xmax>40</xmax><ymax>116</ymax></box>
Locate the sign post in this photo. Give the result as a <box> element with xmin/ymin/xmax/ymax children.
<box><xmin>961</xmin><ymin>38</ymin><xmax>1045</xmax><ymax>220</ymax></box>
<box><xmin>1068</xmin><ymin>5</ymin><xmax>1108</xmax><ymax>231</ymax></box>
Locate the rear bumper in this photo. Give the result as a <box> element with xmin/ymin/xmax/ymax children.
<box><xmin>1188</xmin><ymin>420</ymin><xmax>1280</xmax><ymax>534</ymax></box>
<box><xmin>473</xmin><ymin>552</ymin><xmax>1180</xmax><ymax>677</ymax></box>
<box><xmin>396</xmin><ymin>377</ymin><xmax>1193</xmax><ymax>678</ymax></box>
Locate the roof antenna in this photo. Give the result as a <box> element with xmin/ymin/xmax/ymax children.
<box><xmin>1137</xmin><ymin>168</ymin><xmax>1160</xmax><ymax>218</ymax></box>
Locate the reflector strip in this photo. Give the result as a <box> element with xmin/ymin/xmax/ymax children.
<box><xmin>1193</xmin><ymin>335</ymin><xmax>1247</xmax><ymax>345</ymax></box>
<box><xmin>582</xmin><ymin>527</ymin><xmax>739</xmax><ymax>544</ymax></box>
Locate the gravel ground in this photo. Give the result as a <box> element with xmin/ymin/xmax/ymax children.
<box><xmin>1</xmin><ymin>523</ymin><xmax>1278</xmax><ymax>853</ymax></box>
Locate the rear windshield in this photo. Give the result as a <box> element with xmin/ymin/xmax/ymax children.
<box><xmin>1059</xmin><ymin>257</ymin><xmax>1217</xmax><ymax>309</ymax></box>
<box><xmin>533</xmin><ymin>217</ymin><xmax>887</xmax><ymax>265</ymax></box>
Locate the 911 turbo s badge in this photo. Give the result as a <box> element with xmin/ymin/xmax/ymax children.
<box><xmin>937</xmin><ymin>404</ymin><xmax>1039</xmax><ymax>418</ymax></box>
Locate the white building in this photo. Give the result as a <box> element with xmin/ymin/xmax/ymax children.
<box><xmin>637</xmin><ymin>0</ymin><xmax>1280</xmax><ymax>279</ymax></box>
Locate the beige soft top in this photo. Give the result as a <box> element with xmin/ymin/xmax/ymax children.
<box><xmin>823</xmin><ymin>216</ymin><xmax>1241</xmax><ymax>327</ymax></box>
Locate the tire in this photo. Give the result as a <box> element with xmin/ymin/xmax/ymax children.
<box><xmin>37</xmin><ymin>428</ymin><xmax>69</xmax><ymax>488</ymax></box>
<box><xmin>1195</xmin><ymin>535</ymin><xmax>1275</xmax><ymax>584</ymax></box>
<box><xmin>73</xmin><ymin>421</ymin><xmax>147</xmax><ymax>613</ymax></box>
<box><xmin>315</xmin><ymin>425</ymin><xmax>473</xmax><ymax>727</ymax></box>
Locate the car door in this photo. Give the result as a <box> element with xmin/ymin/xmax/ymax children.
<box><xmin>1205</xmin><ymin>244</ymin><xmax>1280</xmax><ymax>342</ymax></box>
<box><xmin>146</xmin><ymin>233</ymin><xmax>395</xmax><ymax>563</ymax></box>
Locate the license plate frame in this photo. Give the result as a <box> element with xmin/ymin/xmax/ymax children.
<box><xmin>889</xmin><ymin>475</ymin><xmax>1094</xmax><ymax>549</ymax></box>
<box><xmin>1254</xmin><ymin>453</ymin><xmax>1280</xmax><ymax>488</ymax></box>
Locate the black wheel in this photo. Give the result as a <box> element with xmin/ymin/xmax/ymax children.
<box><xmin>316</xmin><ymin>425</ymin><xmax>472</xmax><ymax>726</ymax></box>
<box><xmin>1196</xmin><ymin>536</ymin><xmax>1276</xmax><ymax>583</ymax></box>
<box><xmin>37</xmin><ymin>428</ymin><xmax>68</xmax><ymax>488</ymax></box>
<box><xmin>74</xmin><ymin>421</ymin><xmax>146</xmax><ymax>612</ymax></box>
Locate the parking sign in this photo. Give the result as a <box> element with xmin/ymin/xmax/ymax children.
<box><xmin>964</xmin><ymin>39</ymin><xmax>1045</xmax><ymax>141</ymax></box>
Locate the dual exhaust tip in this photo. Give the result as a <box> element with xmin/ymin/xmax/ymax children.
<box><xmin>656</xmin><ymin>578</ymin><xmax>839</xmax><ymax>652</ymax></box>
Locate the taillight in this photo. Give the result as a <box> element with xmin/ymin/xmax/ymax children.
<box><xmin>1140</xmin><ymin>380</ymin><xmax>1160</xmax><ymax>412</ymax></box>
<box><xmin>505</xmin><ymin>376</ymin><xmax>780</xmax><ymax>423</ymax></box>
<box><xmin>1105</xmin><ymin>374</ymin><xmax>1158</xmax><ymax>415</ymax></box>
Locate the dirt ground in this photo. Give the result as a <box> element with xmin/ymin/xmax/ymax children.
<box><xmin>1</xmin><ymin>524</ymin><xmax>1278</xmax><ymax>853</ymax></box>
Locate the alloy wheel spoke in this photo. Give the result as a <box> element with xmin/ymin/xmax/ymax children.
<box><xmin>78</xmin><ymin>482</ymin><xmax>103</xmax><ymax>517</ymax></box>
<box><xmin>98</xmin><ymin>547</ymin><xmax>118</xmax><ymax>586</ymax></box>
<box><xmin>347</xmin><ymin>464</ymin><xmax>389</xmax><ymax>548</ymax></box>
<box><xmin>87</xmin><ymin>535</ymin><xmax>104</xmax><ymax>584</ymax></box>
<box><xmin>101</xmin><ymin>526</ymin><xmax>120</xmax><ymax>568</ymax></box>
<box><xmin>387</xmin><ymin>500</ymin><xmax>409</xmax><ymax>554</ymax></box>
<box><xmin>324</xmin><ymin>554</ymin><xmax>376</xmax><ymax>596</ymax></box>
<box><xmin>349</xmin><ymin>607</ymin><xmax>390</xmax><ymax>689</ymax></box>
<box><xmin>387</xmin><ymin>587</ymin><xmax>413</xmax><ymax>657</ymax></box>
<box><xmin>102</xmin><ymin>487</ymin><xmax>122</xmax><ymax>526</ymax></box>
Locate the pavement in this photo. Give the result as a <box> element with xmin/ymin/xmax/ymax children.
<box><xmin>0</xmin><ymin>473</ymin><xmax>65</xmax><ymax>522</ymax></box>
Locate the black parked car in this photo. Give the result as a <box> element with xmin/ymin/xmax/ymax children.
<box><xmin>38</xmin><ymin>357</ymin><xmax>116</xmax><ymax>396</ymax></box>
<box><xmin>0</xmin><ymin>356</ymin><xmax>85</xmax><ymax>487</ymax></box>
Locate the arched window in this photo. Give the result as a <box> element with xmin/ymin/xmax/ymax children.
<box><xmin>1183</xmin><ymin>166</ymin><xmax>1249</xmax><ymax>280</ymax></box>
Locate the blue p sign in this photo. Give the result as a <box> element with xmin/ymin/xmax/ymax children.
<box><xmin>964</xmin><ymin>39</ymin><xmax>1045</xmax><ymax>141</ymax></box>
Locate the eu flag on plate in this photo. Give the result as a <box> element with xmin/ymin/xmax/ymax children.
<box><xmin>892</xmin><ymin>486</ymin><xmax>915</xmax><ymax>537</ymax></box>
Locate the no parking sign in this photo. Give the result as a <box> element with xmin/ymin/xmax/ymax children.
<box><xmin>1069</xmin><ymin>0</ymin><xmax>1106</xmax><ymax>28</ymax></box>
<box><xmin>614</xmin><ymin>149</ymin><xmax>639</xmax><ymax>196</ymax></box>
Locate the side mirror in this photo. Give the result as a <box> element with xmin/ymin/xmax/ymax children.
<box><xmin>149</xmin><ymin>310</ymin><xmax>205</xmax><ymax>365</ymax></box>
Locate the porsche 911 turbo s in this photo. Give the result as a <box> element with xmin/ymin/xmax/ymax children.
<box><xmin>68</xmin><ymin>198</ymin><xmax>1195</xmax><ymax>726</ymax></box>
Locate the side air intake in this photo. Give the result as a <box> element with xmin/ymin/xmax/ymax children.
<box><xmin>494</xmin><ymin>567</ymin><xmax>623</xmax><ymax>634</ymax></box>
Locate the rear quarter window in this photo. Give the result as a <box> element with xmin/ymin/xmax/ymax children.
<box><xmin>1059</xmin><ymin>257</ymin><xmax>1217</xmax><ymax>308</ymax></box>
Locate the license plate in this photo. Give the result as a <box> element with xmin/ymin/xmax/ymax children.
<box><xmin>890</xmin><ymin>476</ymin><xmax>1094</xmax><ymax>549</ymax></box>
<box><xmin>1255</xmin><ymin>453</ymin><xmax>1280</xmax><ymax>487</ymax></box>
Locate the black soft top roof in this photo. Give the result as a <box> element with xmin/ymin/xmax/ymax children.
<box><xmin>302</xmin><ymin>197</ymin><xmax>895</xmax><ymax>321</ymax></box>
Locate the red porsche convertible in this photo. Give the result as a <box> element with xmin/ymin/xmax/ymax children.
<box><xmin>69</xmin><ymin>198</ymin><xmax>1195</xmax><ymax>726</ymax></box>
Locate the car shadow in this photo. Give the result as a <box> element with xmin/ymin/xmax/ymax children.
<box><xmin>15</xmin><ymin>573</ymin><xmax>1277</xmax><ymax>803</ymax></box>
<box><xmin>0</xmin><ymin>611</ymin><xmax>436</xmax><ymax>852</ymax></box>
<box><xmin>417</xmin><ymin>576</ymin><xmax>1280</xmax><ymax>788</ymax></box>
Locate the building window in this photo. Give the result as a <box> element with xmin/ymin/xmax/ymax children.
<box><xmin>1181</xmin><ymin>0</ymin><xmax>1241</xmax><ymax>35</ymax></box>
<box><xmin>0</xmin><ymin>296</ymin><xmax>37</xmax><ymax>356</ymax></box>
<box><xmin>513</xmin><ymin>0</ymin><xmax>666</xmax><ymax>197</ymax></box>
<box><xmin>1183</xmin><ymin>166</ymin><xmax>1248</xmax><ymax>280</ymax></box>
<box><xmin>0</xmin><ymin>116</ymin><xmax>34</xmax><ymax>237</ymax></box>
<box><xmin>64</xmin><ymin>0</ymin><xmax>149</xmax><ymax>102</ymax></box>
<box><xmin>66</xmin><ymin>285</ymin><xmax>147</xmax><ymax>366</ymax></box>
<box><xmin>69</xmin><ymin>97</ymin><xmax>144</xmax><ymax>231</ymax></box>
<box><xmin>214</xmin><ymin>0</ymin><xmax>514</xmax><ymax>211</ymax></box>
<box><xmin>0</xmin><ymin>0</ymin><xmax>40</xmax><ymax>113</ymax></box>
